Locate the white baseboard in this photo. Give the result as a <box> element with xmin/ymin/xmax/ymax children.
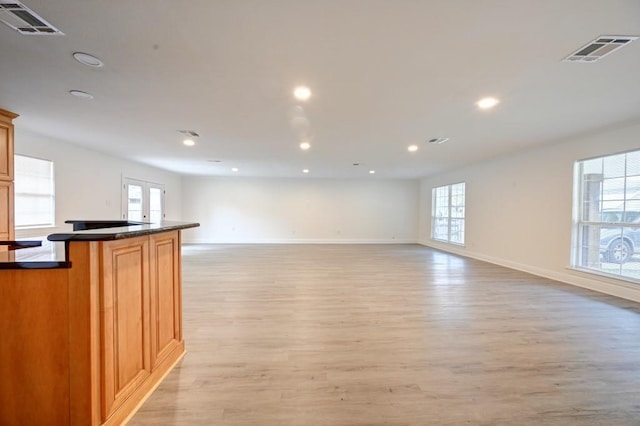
<box><xmin>419</xmin><ymin>240</ymin><xmax>640</xmax><ymax>303</ymax></box>
<box><xmin>183</xmin><ymin>238</ymin><xmax>418</xmax><ymax>245</ymax></box>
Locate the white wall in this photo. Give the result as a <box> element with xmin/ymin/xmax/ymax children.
<box><xmin>15</xmin><ymin>129</ymin><xmax>183</xmax><ymax>237</ymax></box>
<box><xmin>182</xmin><ymin>177</ymin><xmax>419</xmax><ymax>244</ymax></box>
<box><xmin>16</xmin><ymin>118</ymin><xmax>640</xmax><ymax>302</ymax></box>
<box><xmin>419</xmin><ymin>119</ymin><xmax>640</xmax><ymax>302</ymax></box>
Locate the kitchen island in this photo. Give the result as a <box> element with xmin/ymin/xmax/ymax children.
<box><xmin>0</xmin><ymin>220</ymin><xmax>199</xmax><ymax>425</ymax></box>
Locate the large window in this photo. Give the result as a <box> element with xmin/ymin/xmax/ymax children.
<box><xmin>573</xmin><ymin>150</ymin><xmax>640</xmax><ymax>281</ymax></box>
<box><xmin>432</xmin><ymin>182</ymin><xmax>465</xmax><ymax>244</ymax></box>
<box><xmin>14</xmin><ymin>155</ymin><xmax>55</xmax><ymax>229</ymax></box>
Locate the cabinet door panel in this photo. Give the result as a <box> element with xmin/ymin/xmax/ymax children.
<box><xmin>149</xmin><ymin>231</ymin><xmax>182</xmax><ymax>369</ymax></box>
<box><xmin>0</xmin><ymin>122</ymin><xmax>11</xmax><ymax>181</ymax></box>
<box><xmin>100</xmin><ymin>237</ymin><xmax>150</xmax><ymax>421</ymax></box>
<box><xmin>0</xmin><ymin>181</ymin><xmax>13</xmax><ymax>241</ymax></box>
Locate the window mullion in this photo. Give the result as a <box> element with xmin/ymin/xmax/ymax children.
<box><xmin>448</xmin><ymin>185</ymin><xmax>452</xmax><ymax>242</ymax></box>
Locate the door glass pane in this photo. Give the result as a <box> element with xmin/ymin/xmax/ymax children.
<box><xmin>149</xmin><ymin>187</ymin><xmax>162</xmax><ymax>223</ymax></box>
<box><xmin>128</xmin><ymin>185</ymin><xmax>143</xmax><ymax>222</ymax></box>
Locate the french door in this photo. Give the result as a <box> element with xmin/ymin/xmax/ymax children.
<box><xmin>122</xmin><ymin>178</ymin><xmax>165</xmax><ymax>223</ymax></box>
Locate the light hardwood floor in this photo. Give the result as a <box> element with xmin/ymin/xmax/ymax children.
<box><xmin>129</xmin><ymin>244</ymin><xmax>640</xmax><ymax>425</ymax></box>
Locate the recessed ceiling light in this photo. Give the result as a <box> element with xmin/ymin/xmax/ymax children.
<box><xmin>179</xmin><ymin>130</ymin><xmax>199</xmax><ymax>146</ymax></box>
<box><xmin>73</xmin><ymin>52</ymin><xmax>104</xmax><ymax>68</ymax></box>
<box><xmin>69</xmin><ymin>90</ymin><xmax>94</xmax><ymax>100</ymax></box>
<box><xmin>302</xmin><ymin>169</ymin><xmax>310</xmax><ymax>174</ymax></box>
<box><xmin>294</xmin><ymin>86</ymin><xmax>311</xmax><ymax>101</ymax></box>
<box><xmin>477</xmin><ymin>97</ymin><xmax>500</xmax><ymax>110</ymax></box>
<box><xmin>369</xmin><ymin>170</ymin><xmax>376</xmax><ymax>174</ymax></box>
<box><xmin>299</xmin><ymin>141</ymin><xmax>311</xmax><ymax>150</ymax></box>
<box><xmin>232</xmin><ymin>167</ymin><xmax>239</xmax><ymax>172</ymax></box>
<box><xmin>408</xmin><ymin>145</ymin><xmax>419</xmax><ymax>152</ymax></box>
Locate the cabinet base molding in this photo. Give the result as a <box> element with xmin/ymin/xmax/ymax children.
<box><xmin>104</xmin><ymin>345</ymin><xmax>185</xmax><ymax>426</ymax></box>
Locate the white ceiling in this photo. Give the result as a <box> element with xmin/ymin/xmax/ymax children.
<box><xmin>1</xmin><ymin>0</ymin><xmax>639</xmax><ymax>179</ymax></box>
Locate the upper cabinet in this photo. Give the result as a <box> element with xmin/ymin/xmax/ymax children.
<box><xmin>0</xmin><ymin>109</ymin><xmax>17</xmax><ymax>242</ymax></box>
<box><xmin>0</xmin><ymin>109</ymin><xmax>18</xmax><ymax>182</ymax></box>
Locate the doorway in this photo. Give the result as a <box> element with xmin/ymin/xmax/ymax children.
<box><xmin>122</xmin><ymin>177</ymin><xmax>165</xmax><ymax>223</ymax></box>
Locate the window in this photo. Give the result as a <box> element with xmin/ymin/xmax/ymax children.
<box><xmin>573</xmin><ymin>149</ymin><xmax>640</xmax><ymax>281</ymax></box>
<box><xmin>14</xmin><ymin>155</ymin><xmax>55</xmax><ymax>229</ymax></box>
<box><xmin>432</xmin><ymin>182</ymin><xmax>465</xmax><ymax>244</ymax></box>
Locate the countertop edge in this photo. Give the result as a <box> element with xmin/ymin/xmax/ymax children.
<box><xmin>47</xmin><ymin>222</ymin><xmax>200</xmax><ymax>242</ymax></box>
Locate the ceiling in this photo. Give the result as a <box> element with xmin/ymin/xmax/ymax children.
<box><xmin>1</xmin><ymin>0</ymin><xmax>639</xmax><ymax>179</ymax></box>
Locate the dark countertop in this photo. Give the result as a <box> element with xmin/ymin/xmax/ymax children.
<box><xmin>48</xmin><ymin>220</ymin><xmax>200</xmax><ymax>241</ymax></box>
<box><xmin>0</xmin><ymin>239</ymin><xmax>69</xmax><ymax>269</ymax></box>
<box><xmin>64</xmin><ymin>219</ymin><xmax>147</xmax><ymax>231</ymax></box>
<box><xmin>1</xmin><ymin>220</ymin><xmax>199</xmax><ymax>270</ymax></box>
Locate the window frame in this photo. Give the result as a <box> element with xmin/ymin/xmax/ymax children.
<box><xmin>431</xmin><ymin>182</ymin><xmax>466</xmax><ymax>245</ymax></box>
<box><xmin>571</xmin><ymin>148</ymin><xmax>640</xmax><ymax>283</ymax></box>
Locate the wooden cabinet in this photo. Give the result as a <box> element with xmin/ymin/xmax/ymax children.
<box><xmin>98</xmin><ymin>232</ymin><xmax>184</xmax><ymax>424</ymax></box>
<box><xmin>0</xmin><ymin>229</ymin><xmax>186</xmax><ymax>425</ymax></box>
<box><xmin>0</xmin><ymin>109</ymin><xmax>17</xmax><ymax>244</ymax></box>
<box><xmin>98</xmin><ymin>232</ymin><xmax>184</xmax><ymax>421</ymax></box>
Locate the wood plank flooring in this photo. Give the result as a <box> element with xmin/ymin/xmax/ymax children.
<box><xmin>129</xmin><ymin>244</ymin><xmax>640</xmax><ymax>425</ymax></box>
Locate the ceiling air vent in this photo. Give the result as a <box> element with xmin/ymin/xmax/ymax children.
<box><xmin>0</xmin><ymin>1</ymin><xmax>63</xmax><ymax>35</ymax></box>
<box><xmin>178</xmin><ymin>130</ymin><xmax>200</xmax><ymax>137</ymax></box>
<box><xmin>428</xmin><ymin>137</ymin><xmax>448</xmax><ymax>145</ymax></box>
<box><xmin>563</xmin><ymin>36</ymin><xmax>637</xmax><ymax>63</ymax></box>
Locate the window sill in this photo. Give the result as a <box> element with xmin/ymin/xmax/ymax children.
<box><xmin>567</xmin><ymin>266</ymin><xmax>640</xmax><ymax>287</ymax></box>
<box><xmin>16</xmin><ymin>224</ymin><xmax>56</xmax><ymax>230</ymax></box>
